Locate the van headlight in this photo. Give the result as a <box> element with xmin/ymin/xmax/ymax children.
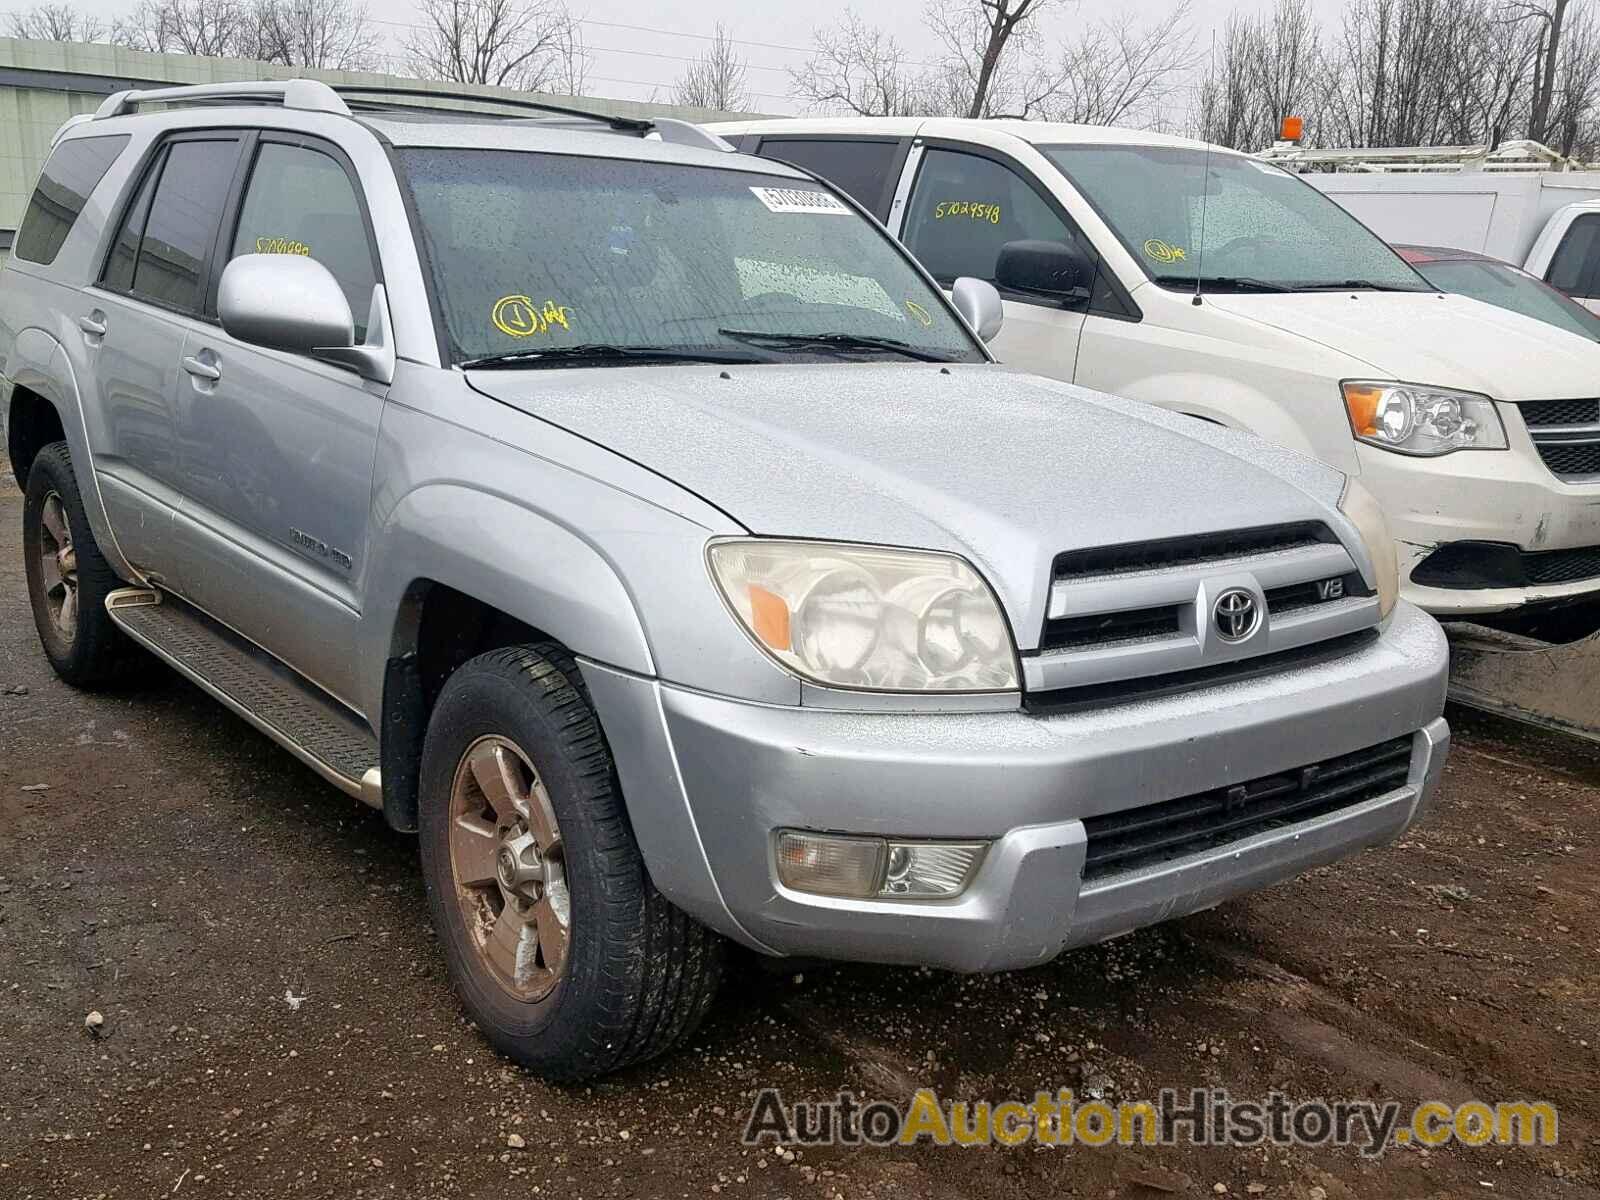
<box><xmin>1342</xmin><ymin>381</ymin><xmax>1506</xmax><ymax>456</ymax></box>
<box><xmin>708</xmin><ymin>539</ymin><xmax>1019</xmax><ymax>692</ymax></box>
<box><xmin>1339</xmin><ymin>478</ymin><xmax>1399</xmax><ymax>619</ymax></box>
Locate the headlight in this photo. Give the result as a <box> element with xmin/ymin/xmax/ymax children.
<box><xmin>707</xmin><ymin>539</ymin><xmax>1019</xmax><ymax>692</ymax></box>
<box><xmin>1342</xmin><ymin>381</ymin><xmax>1506</xmax><ymax>456</ymax></box>
<box><xmin>1339</xmin><ymin>478</ymin><xmax>1399</xmax><ymax>619</ymax></box>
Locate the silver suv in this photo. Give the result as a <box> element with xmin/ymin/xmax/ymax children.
<box><xmin>1</xmin><ymin>80</ymin><xmax>1450</xmax><ymax>1081</ymax></box>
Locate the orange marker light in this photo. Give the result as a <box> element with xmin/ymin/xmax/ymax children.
<box><xmin>749</xmin><ymin>585</ymin><xmax>792</xmax><ymax>651</ymax></box>
<box><xmin>1280</xmin><ymin>115</ymin><xmax>1305</xmax><ymax>143</ymax></box>
<box><xmin>1344</xmin><ymin>384</ymin><xmax>1382</xmax><ymax>437</ymax></box>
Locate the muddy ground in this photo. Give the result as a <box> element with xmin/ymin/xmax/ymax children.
<box><xmin>0</xmin><ymin>471</ymin><xmax>1596</xmax><ymax>1199</ymax></box>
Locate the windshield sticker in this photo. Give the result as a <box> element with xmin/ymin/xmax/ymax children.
<box><xmin>1143</xmin><ymin>239</ymin><xmax>1188</xmax><ymax>265</ymax></box>
<box><xmin>904</xmin><ymin>299</ymin><xmax>934</xmax><ymax>327</ymax></box>
<box><xmin>749</xmin><ymin>186</ymin><xmax>851</xmax><ymax>215</ymax></box>
<box><xmin>492</xmin><ymin>294</ymin><xmax>573</xmax><ymax>338</ymax></box>
<box><xmin>934</xmin><ymin>201</ymin><xmax>1001</xmax><ymax>225</ymax></box>
<box><xmin>254</xmin><ymin>236</ymin><xmax>311</xmax><ymax>256</ymax></box>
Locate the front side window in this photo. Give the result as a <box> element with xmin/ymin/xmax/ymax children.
<box><xmin>1046</xmin><ymin>144</ymin><xmax>1428</xmax><ymax>294</ymax></box>
<box><xmin>394</xmin><ymin>149</ymin><xmax>983</xmax><ymax>365</ymax></box>
<box><xmin>14</xmin><ymin>134</ymin><xmax>130</xmax><ymax>266</ymax></box>
<box><xmin>903</xmin><ymin>148</ymin><xmax>1083</xmax><ymax>287</ymax></box>
<box><xmin>1418</xmin><ymin>258</ymin><xmax>1600</xmax><ymax>342</ymax></box>
<box><xmin>229</xmin><ymin>141</ymin><xmax>379</xmax><ymax>339</ymax></box>
<box><xmin>105</xmin><ymin>137</ymin><xmax>240</xmax><ymax>313</ymax></box>
<box><xmin>1546</xmin><ymin>214</ymin><xmax>1600</xmax><ymax>298</ymax></box>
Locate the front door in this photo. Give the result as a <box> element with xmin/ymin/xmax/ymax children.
<box><xmin>170</xmin><ymin>134</ymin><xmax>386</xmax><ymax>708</ymax></box>
<box><xmin>896</xmin><ymin>146</ymin><xmax>1089</xmax><ymax>381</ymax></box>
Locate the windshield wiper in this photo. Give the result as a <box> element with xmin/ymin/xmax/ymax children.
<box><xmin>1156</xmin><ymin>274</ymin><xmax>1296</xmax><ymax>293</ymax></box>
<box><xmin>461</xmin><ymin>343</ymin><xmax>767</xmax><ymax>369</ymax></box>
<box><xmin>717</xmin><ymin>328</ymin><xmax>953</xmax><ymax>363</ymax></box>
<box><xmin>1301</xmin><ymin>279</ymin><xmax>1430</xmax><ymax>293</ymax></box>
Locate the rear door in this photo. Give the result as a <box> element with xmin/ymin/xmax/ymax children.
<box><xmin>748</xmin><ymin>136</ymin><xmax>910</xmax><ymax>224</ymax></box>
<box><xmin>87</xmin><ymin>132</ymin><xmax>244</xmax><ymax>585</ymax></box>
<box><xmin>170</xmin><ymin>132</ymin><xmax>385</xmax><ymax>706</ymax></box>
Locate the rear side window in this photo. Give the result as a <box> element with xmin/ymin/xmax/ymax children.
<box><xmin>14</xmin><ymin>135</ymin><xmax>130</xmax><ymax>266</ymax></box>
<box><xmin>756</xmin><ymin>138</ymin><xmax>901</xmax><ymax>221</ymax></box>
<box><xmin>1547</xmin><ymin>214</ymin><xmax>1600</xmax><ymax>298</ymax></box>
<box><xmin>228</xmin><ymin>141</ymin><xmax>379</xmax><ymax>340</ymax></box>
<box><xmin>102</xmin><ymin>137</ymin><xmax>241</xmax><ymax>313</ymax></box>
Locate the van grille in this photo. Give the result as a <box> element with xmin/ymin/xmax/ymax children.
<box><xmin>1518</xmin><ymin>400</ymin><xmax>1600</xmax><ymax>481</ymax></box>
<box><xmin>1080</xmin><ymin>735</ymin><xmax>1413</xmax><ymax>881</ymax></box>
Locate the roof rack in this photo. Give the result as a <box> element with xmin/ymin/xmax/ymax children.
<box><xmin>94</xmin><ymin>79</ymin><xmax>349</xmax><ymax>120</ymax></box>
<box><xmin>334</xmin><ymin>85</ymin><xmax>653</xmax><ymax>133</ymax></box>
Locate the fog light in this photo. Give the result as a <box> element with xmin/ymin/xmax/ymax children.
<box><xmin>775</xmin><ymin>831</ymin><xmax>884</xmax><ymax>898</ymax></box>
<box><xmin>881</xmin><ymin>841</ymin><xmax>986</xmax><ymax>897</ymax></box>
<box><xmin>775</xmin><ymin>831</ymin><xmax>986</xmax><ymax>900</ymax></box>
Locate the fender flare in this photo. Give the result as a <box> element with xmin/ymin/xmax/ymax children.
<box><xmin>8</xmin><ymin>328</ymin><xmax>141</xmax><ymax>581</ymax></box>
<box><xmin>1110</xmin><ymin>368</ymin><xmax>1342</xmax><ymax>464</ymax></box>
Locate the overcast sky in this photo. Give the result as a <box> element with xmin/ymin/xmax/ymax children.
<box><xmin>59</xmin><ymin>0</ymin><xmax>1355</xmax><ymax>113</ymax></box>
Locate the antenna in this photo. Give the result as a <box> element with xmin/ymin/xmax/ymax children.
<box><xmin>1193</xmin><ymin>31</ymin><xmax>1216</xmax><ymax>308</ymax></box>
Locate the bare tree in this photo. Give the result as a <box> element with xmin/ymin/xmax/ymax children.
<box><xmin>405</xmin><ymin>0</ymin><xmax>586</xmax><ymax>91</ymax></box>
<box><xmin>789</xmin><ymin>11</ymin><xmax>923</xmax><ymax>117</ymax></box>
<box><xmin>674</xmin><ymin>23</ymin><xmax>748</xmax><ymax>111</ymax></box>
<box><xmin>926</xmin><ymin>0</ymin><xmax>1061</xmax><ymax>118</ymax></box>
<box><xmin>245</xmin><ymin>0</ymin><xmax>379</xmax><ymax>70</ymax></box>
<box><xmin>6</xmin><ymin>3</ymin><xmax>106</xmax><ymax>42</ymax></box>
<box><xmin>112</xmin><ymin>0</ymin><xmax>247</xmax><ymax>56</ymax></box>
<box><xmin>1021</xmin><ymin>2</ymin><xmax>1196</xmax><ymax>125</ymax></box>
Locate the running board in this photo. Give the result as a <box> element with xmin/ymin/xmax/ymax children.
<box><xmin>105</xmin><ymin>588</ymin><xmax>383</xmax><ymax>808</ymax></box>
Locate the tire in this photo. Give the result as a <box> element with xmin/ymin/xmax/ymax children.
<box><xmin>418</xmin><ymin>643</ymin><xmax>723</xmax><ymax>1081</ymax></box>
<box><xmin>22</xmin><ymin>442</ymin><xmax>141</xmax><ymax>687</ymax></box>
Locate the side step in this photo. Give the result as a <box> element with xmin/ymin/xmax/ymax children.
<box><xmin>105</xmin><ymin>588</ymin><xmax>383</xmax><ymax>807</ymax></box>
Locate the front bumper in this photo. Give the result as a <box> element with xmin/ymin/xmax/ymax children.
<box><xmin>584</xmin><ymin>601</ymin><xmax>1450</xmax><ymax>973</ymax></box>
<box><xmin>1355</xmin><ymin>438</ymin><xmax>1600</xmax><ymax>615</ymax></box>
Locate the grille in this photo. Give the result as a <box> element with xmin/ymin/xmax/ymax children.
<box><xmin>1526</xmin><ymin>546</ymin><xmax>1600</xmax><ymax>585</ymax></box>
<box><xmin>1520</xmin><ymin>398</ymin><xmax>1600</xmax><ymax>427</ymax></box>
<box><xmin>1040</xmin><ymin>605</ymin><xmax>1181</xmax><ymax>652</ymax></box>
<box><xmin>1049</xmin><ymin>523</ymin><xmax>1330</xmax><ymax>582</ymax></box>
<box><xmin>1534</xmin><ymin>441</ymin><xmax>1600</xmax><ymax>478</ymax></box>
<box><xmin>1080</xmin><ymin>735</ymin><xmax>1413</xmax><ymax>881</ymax></box>
<box><xmin>1264</xmin><ymin>575</ymin><xmax>1360</xmax><ymax>615</ymax></box>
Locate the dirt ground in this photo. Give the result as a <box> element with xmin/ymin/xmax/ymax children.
<box><xmin>0</xmin><ymin>472</ymin><xmax>1596</xmax><ymax>1200</ymax></box>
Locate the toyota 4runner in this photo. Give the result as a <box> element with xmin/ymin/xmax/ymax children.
<box><xmin>1</xmin><ymin>81</ymin><xmax>1450</xmax><ymax>1081</ymax></box>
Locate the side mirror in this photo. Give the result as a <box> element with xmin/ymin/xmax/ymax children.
<box><xmin>218</xmin><ymin>254</ymin><xmax>354</xmax><ymax>355</ymax></box>
<box><xmin>951</xmin><ymin>277</ymin><xmax>1004</xmax><ymax>342</ymax></box>
<box><xmin>995</xmin><ymin>239</ymin><xmax>1092</xmax><ymax>301</ymax></box>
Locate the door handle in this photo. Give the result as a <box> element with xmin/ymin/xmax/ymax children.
<box><xmin>181</xmin><ymin>354</ymin><xmax>222</xmax><ymax>382</ymax></box>
<box><xmin>78</xmin><ymin>312</ymin><xmax>107</xmax><ymax>337</ymax></box>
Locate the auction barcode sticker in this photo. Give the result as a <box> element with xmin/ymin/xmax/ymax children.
<box><xmin>750</xmin><ymin>186</ymin><xmax>851</xmax><ymax>215</ymax></box>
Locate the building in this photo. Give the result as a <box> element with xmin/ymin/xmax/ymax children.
<box><xmin>0</xmin><ymin>36</ymin><xmax>761</xmax><ymax>266</ymax></box>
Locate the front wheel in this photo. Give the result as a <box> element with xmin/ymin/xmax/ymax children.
<box><xmin>417</xmin><ymin>644</ymin><xmax>723</xmax><ymax>1081</ymax></box>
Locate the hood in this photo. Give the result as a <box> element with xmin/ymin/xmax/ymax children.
<box><xmin>467</xmin><ymin>363</ymin><xmax>1348</xmax><ymax>647</ymax></box>
<box><xmin>1203</xmin><ymin>291</ymin><xmax>1600</xmax><ymax>400</ymax></box>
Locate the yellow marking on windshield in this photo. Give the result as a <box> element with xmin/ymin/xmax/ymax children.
<box><xmin>1143</xmin><ymin>239</ymin><xmax>1187</xmax><ymax>264</ymax></box>
<box><xmin>905</xmin><ymin>299</ymin><xmax>934</xmax><ymax>327</ymax></box>
<box><xmin>934</xmin><ymin>201</ymin><xmax>1002</xmax><ymax>225</ymax></box>
<box><xmin>493</xmin><ymin>294</ymin><xmax>574</xmax><ymax>338</ymax></box>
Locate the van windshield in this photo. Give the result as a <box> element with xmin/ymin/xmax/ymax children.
<box><xmin>394</xmin><ymin>148</ymin><xmax>984</xmax><ymax>366</ymax></box>
<box><xmin>1413</xmin><ymin>257</ymin><xmax>1600</xmax><ymax>342</ymax></box>
<box><xmin>1043</xmin><ymin>145</ymin><xmax>1429</xmax><ymax>294</ymax></box>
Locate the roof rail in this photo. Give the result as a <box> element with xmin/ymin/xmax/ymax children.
<box><xmin>333</xmin><ymin>85</ymin><xmax>652</xmax><ymax>133</ymax></box>
<box><xmin>94</xmin><ymin>79</ymin><xmax>350</xmax><ymax>120</ymax></box>
<box><xmin>648</xmin><ymin>119</ymin><xmax>735</xmax><ymax>152</ymax></box>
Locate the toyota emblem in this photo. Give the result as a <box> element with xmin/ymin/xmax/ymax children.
<box><xmin>1213</xmin><ymin>588</ymin><xmax>1260</xmax><ymax>643</ymax></box>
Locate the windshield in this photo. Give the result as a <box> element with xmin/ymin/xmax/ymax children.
<box><xmin>1043</xmin><ymin>145</ymin><xmax>1429</xmax><ymax>294</ymax></box>
<box><xmin>394</xmin><ymin>149</ymin><xmax>984</xmax><ymax>366</ymax></box>
<box><xmin>1415</xmin><ymin>258</ymin><xmax>1600</xmax><ymax>343</ymax></box>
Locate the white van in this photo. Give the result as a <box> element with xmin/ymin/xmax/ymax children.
<box><xmin>712</xmin><ymin>118</ymin><xmax>1600</xmax><ymax>619</ymax></box>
